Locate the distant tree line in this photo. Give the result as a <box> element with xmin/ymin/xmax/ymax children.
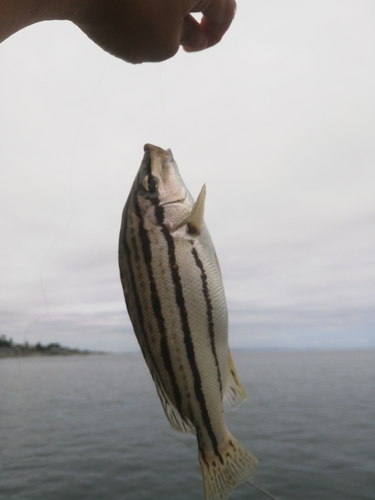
<box><xmin>0</xmin><ymin>335</ymin><xmax>61</xmax><ymax>351</ymax></box>
<box><xmin>0</xmin><ymin>335</ymin><xmax>13</xmax><ymax>348</ymax></box>
<box><xmin>0</xmin><ymin>335</ymin><xmax>90</xmax><ymax>357</ymax></box>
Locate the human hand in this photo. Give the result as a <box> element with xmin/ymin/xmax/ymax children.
<box><xmin>1</xmin><ymin>0</ymin><xmax>236</xmax><ymax>64</ymax></box>
<box><xmin>71</xmin><ymin>0</ymin><xmax>237</xmax><ymax>63</ymax></box>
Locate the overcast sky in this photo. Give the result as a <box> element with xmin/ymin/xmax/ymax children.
<box><xmin>1</xmin><ymin>1</ymin><xmax>374</xmax><ymax>352</ymax></box>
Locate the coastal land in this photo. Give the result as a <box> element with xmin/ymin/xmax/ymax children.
<box><xmin>0</xmin><ymin>335</ymin><xmax>96</xmax><ymax>358</ymax></box>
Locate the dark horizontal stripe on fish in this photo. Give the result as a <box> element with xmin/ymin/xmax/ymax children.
<box><xmin>191</xmin><ymin>246</ymin><xmax>222</xmax><ymax>395</ymax></box>
<box><xmin>155</xmin><ymin>204</ymin><xmax>223</xmax><ymax>464</ymax></box>
<box><xmin>134</xmin><ymin>196</ymin><xmax>184</xmax><ymax>417</ymax></box>
<box><xmin>120</xmin><ymin>210</ymin><xmax>159</xmax><ymax>379</ymax></box>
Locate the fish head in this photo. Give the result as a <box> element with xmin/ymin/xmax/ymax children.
<box><xmin>132</xmin><ymin>144</ymin><xmax>194</xmax><ymax>231</ymax></box>
<box><xmin>139</xmin><ymin>144</ymin><xmax>189</xmax><ymax>204</ymax></box>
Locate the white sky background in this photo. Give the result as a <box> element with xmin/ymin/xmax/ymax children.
<box><xmin>0</xmin><ymin>1</ymin><xmax>374</xmax><ymax>352</ymax></box>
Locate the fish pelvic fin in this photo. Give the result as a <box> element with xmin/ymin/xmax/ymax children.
<box><xmin>223</xmin><ymin>350</ymin><xmax>247</xmax><ymax>411</ymax></box>
<box><xmin>198</xmin><ymin>434</ymin><xmax>258</xmax><ymax>500</ymax></box>
<box><xmin>188</xmin><ymin>184</ymin><xmax>206</xmax><ymax>235</ymax></box>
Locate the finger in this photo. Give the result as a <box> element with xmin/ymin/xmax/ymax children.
<box><xmin>201</xmin><ymin>0</ymin><xmax>237</xmax><ymax>47</ymax></box>
<box><xmin>181</xmin><ymin>0</ymin><xmax>236</xmax><ymax>52</ymax></box>
<box><xmin>181</xmin><ymin>14</ymin><xmax>208</xmax><ymax>52</ymax></box>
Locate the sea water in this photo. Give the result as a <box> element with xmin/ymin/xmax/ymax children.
<box><xmin>1</xmin><ymin>349</ymin><xmax>374</xmax><ymax>500</ymax></box>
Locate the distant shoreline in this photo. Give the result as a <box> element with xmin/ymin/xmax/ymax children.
<box><xmin>0</xmin><ymin>335</ymin><xmax>100</xmax><ymax>358</ymax></box>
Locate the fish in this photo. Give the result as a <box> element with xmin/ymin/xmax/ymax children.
<box><xmin>118</xmin><ymin>144</ymin><xmax>258</xmax><ymax>500</ymax></box>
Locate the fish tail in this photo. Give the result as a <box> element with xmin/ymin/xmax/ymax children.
<box><xmin>198</xmin><ymin>434</ymin><xmax>258</xmax><ymax>500</ymax></box>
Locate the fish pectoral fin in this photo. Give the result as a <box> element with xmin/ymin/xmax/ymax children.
<box><xmin>188</xmin><ymin>184</ymin><xmax>206</xmax><ymax>235</ymax></box>
<box><xmin>151</xmin><ymin>368</ymin><xmax>196</xmax><ymax>435</ymax></box>
<box><xmin>214</xmin><ymin>251</ymin><xmax>223</xmax><ymax>281</ymax></box>
<box><xmin>223</xmin><ymin>350</ymin><xmax>247</xmax><ymax>412</ymax></box>
<box><xmin>199</xmin><ymin>433</ymin><xmax>258</xmax><ymax>500</ymax></box>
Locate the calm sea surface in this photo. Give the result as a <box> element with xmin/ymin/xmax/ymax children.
<box><xmin>1</xmin><ymin>349</ymin><xmax>374</xmax><ymax>500</ymax></box>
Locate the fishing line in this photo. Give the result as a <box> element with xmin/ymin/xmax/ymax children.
<box><xmin>246</xmin><ymin>479</ymin><xmax>281</xmax><ymax>500</ymax></box>
<box><xmin>24</xmin><ymin>58</ymin><xmax>109</xmax><ymax>344</ymax></box>
<box><xmin>158</xmin><ymin>62</ymin><xmax>168</xmax><ymax>146</ymax></box>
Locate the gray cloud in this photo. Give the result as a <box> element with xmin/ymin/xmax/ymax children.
<box><xmin>1</xmin><ymin>1</ymin><xmax>374</xmax><ymax>351</ymax></box>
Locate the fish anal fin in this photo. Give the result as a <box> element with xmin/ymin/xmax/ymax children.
<box><xmin>223</xmin><ymin>350</ymin><xmax>247</xmax><ymax>412</ymax></box>
<box><xmin>149</xmin><ymin>363</ymin><xmax>196</xmax><ymax>435</ymax></box>
<box><xmin>188</xmin><ymin>184</ymin><xmax>206</xmax><ymax>235</ymax></box>
<box><xmin>198</xmin><ymin>433</ymin><xmax>258</xmax><ymax>500</ymax></box>
<box><xmin>158</xmin><ymin>386</ymin><xmax>196</xmax><ymax>435</ymax></box>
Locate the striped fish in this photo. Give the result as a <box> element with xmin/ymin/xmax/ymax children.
<box><xmin>118</xmin><ymin>144</ymin><xmax>258</xmax><ymax>499</ymax></box>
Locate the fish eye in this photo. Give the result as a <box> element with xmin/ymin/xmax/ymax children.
<box><xmin>148</xmin><ymin>176</ymin><xmax>157</xmax><ymax>192</ymax></box>
<box><xmin>142</xmin><ymin>175</ymin><xmax>158</xmax><ymax>193</ymax></box>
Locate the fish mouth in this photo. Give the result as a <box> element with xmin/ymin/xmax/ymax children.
<box><xmin>160</xmin><ymin>197</ymin><xmax>186</xmax><ymax>206</ymax></box>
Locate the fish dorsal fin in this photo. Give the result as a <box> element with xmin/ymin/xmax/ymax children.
<box><xmin>188</xmin><ymin>184</ymin><xmax>206</xmax><ymax>235</ymax></box>
<box><xmin>223</xmin><ymin>350</ymin><xmax>247</xmax><ymax>411</ymax></box>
